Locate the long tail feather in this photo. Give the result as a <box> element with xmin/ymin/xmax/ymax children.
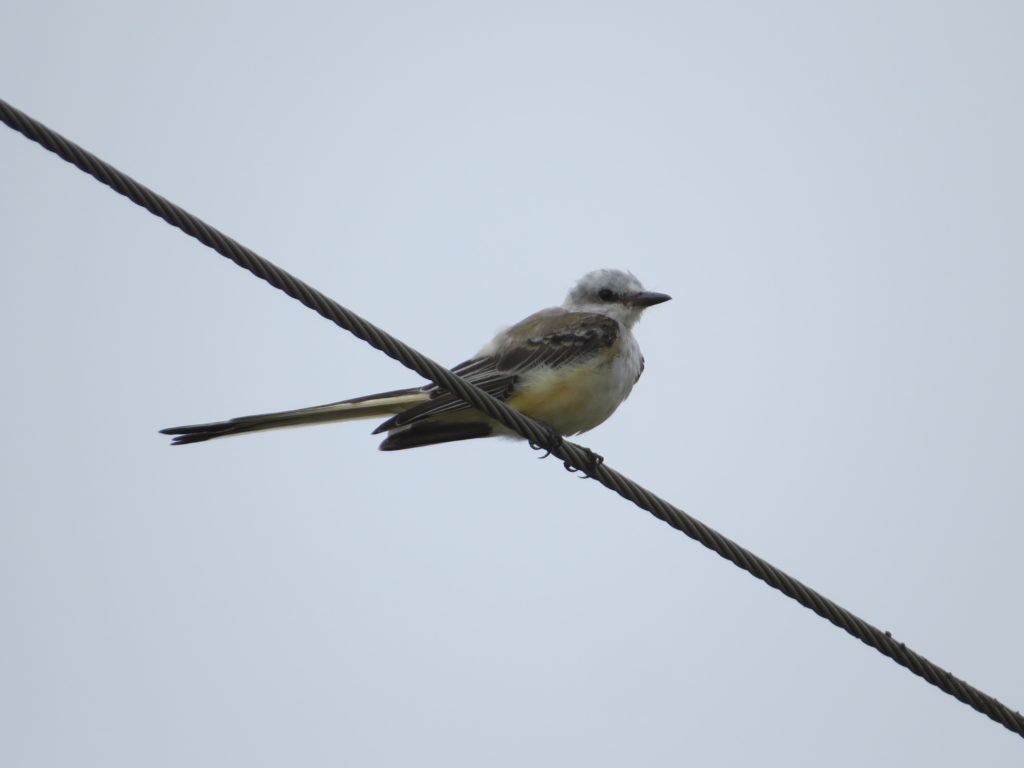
<box><xmin>160</xmin><ymin>389</ymin><xmax>428</xmax><ymax>445</ymax></box>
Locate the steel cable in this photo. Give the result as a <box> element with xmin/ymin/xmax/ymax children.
<box><xmin>3</xmin><ymin>97</ymin><xmax>1021</xmax><ymax>739</ymax></box>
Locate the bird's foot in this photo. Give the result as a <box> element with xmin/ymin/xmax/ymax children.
<box><xmin>563</xmin><ymin>446</ymin><xmax>605</xmax><ymax>479</ymax></box>
<box><xmin>528</xmin><ymin>424</ymin><xmax>603</xmax><ymax>478</ymax></box>
<box><xmin>528</xmin><ymin>422</ymin><xmax>564</xmax><ymax>459</ymax></box>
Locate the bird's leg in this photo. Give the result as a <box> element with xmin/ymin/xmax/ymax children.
<box><xmin>528</xmin><ymin>421</ymin><xmax>564</xmax><ymax>459</ymax></box>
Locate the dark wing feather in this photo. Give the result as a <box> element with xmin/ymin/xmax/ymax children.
<box><xmin>374</xmin><ymin>311</ymin><xmax>618</xmax><ymax>433</ymax></box>
<box><xmin>371</xmin><ymin>365</ymin><xmax>517</xmax><ymax>433</ymax></box>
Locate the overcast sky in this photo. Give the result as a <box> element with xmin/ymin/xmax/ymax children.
<box><xmin>2</xmin><ymin>2</ymin><xmax>1023</xmax><ymax>766</ymax></box>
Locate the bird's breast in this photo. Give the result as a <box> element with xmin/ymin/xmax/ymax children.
<box><xmin>506</xmin><ymin>333</ymin><xmax>643</xmax><ymax>436</ymax></box>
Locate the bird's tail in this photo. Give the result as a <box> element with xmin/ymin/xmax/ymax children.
<box><xmin>160</xmin><ymin>388</ymin><xmax>429</xmax><ymax>445</ymax></box>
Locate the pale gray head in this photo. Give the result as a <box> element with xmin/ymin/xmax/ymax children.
<box><xmin>563</xmin><ymin>269</ymin><xmax>671</xmax><ymax>328</ymax></box>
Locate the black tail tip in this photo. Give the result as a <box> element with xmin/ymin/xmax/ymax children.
<box><xmin>159</xmin><ymin>426</ymin><xmax>222</xmax><ymax>445</ymax></box>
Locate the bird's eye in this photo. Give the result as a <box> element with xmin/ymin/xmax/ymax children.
<box><xmin>598</xmin><ymin>288</ymin><xmax>614</xmax><ymax>301</ymax></box>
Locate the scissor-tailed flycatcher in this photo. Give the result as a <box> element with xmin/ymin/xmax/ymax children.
<box><xmin>161</xmin><ymin>269</ymin><xmax>670</xmax><ymax>450</ymax></box>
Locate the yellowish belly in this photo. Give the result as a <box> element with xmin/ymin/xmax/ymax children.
<box><xmin>505</xmin><ymin>363</ymin><xmax>627</xmax><ymax>436</ymax></box>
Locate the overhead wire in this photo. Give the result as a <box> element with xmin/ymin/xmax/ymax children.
<box><xmin>2</xmin><ymin>97</ymin><xmax>1021</xmax><ymax>740</ymax></box>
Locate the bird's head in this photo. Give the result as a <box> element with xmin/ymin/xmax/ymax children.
<box><xmin>563</xmin><ymin>269</ymin><xmax>671</xmax><ymax>328</ymax></box>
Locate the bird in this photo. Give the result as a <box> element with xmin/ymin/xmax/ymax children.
<box><xmin>161</xmin><ymin>269</ymin><xmax>671</xmax><ymax>451</ymax></box>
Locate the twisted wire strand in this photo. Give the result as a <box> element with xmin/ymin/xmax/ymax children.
<box><xmin>3</xmin><ymin>97</ymin><xmax>1021</xmax><ymax>740</ymax></box>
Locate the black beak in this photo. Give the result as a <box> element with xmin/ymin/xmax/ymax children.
<box><xmin>629</xmin><ymin>291</ymin><xmax>672</xmax><ymax>308</ymax></box>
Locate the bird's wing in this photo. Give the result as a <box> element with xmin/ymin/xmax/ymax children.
<box><xmin>373</xmin><ymin>310</ymin><xmax>619</xmax><ymax>432</ymax></box>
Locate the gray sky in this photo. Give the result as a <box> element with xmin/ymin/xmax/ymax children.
<box><xmin>2</xmin><ymin>2</ymin><xmax>1022</xmax><ymax>765</ymax></box>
